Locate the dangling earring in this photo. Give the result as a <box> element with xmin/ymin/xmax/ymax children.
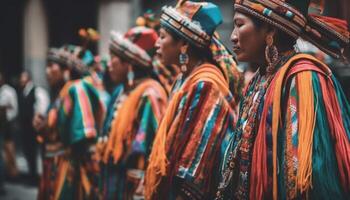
<box><xmin>63</xmin><ymin>70</ymin><xmax>70</xmax><ymax>82</ymax></box>
<box><xmin>127</xmin><ymin>65</ymin><xmax>134</xmax><ymax>87</ymax></box>
<box><xmin>265</xmin><ymin>34</ymin><xmax>279</xmax><ymax>74</ymax></box>
<box><xmin>179</xmin><ymin>45</ymin><xmax>189</xmax><ymax>73</ymax></box>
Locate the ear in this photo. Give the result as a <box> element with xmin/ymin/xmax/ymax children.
<box><xmin>260</xmin><ymin>23</ymin><xmax>276</xmax><ymax>39</ymax></box>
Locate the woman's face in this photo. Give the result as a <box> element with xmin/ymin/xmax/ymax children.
<box><xmin>46</xmin><ymin>62</ymin><xmax>65</xmax><ymax>87</ymax></box>
<box><xmin>108</xmin><ymin>53</ymin><xmax>128</xmax><ymax>84</ymax></box>
<box><xmin>231</xmin><ymin>12</ymin><xmax>268</xmax><ymax>63</ymax></box>
<box><xmin>155</xmin><ymin>28</ymin><xmax>183</xmax><ymax>67</ymax></box>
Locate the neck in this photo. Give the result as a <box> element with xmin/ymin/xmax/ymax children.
<box><xmin>183</xmin><ymin>56</ymin><xmax>206</xmax><ymax>78</ymax></box>
<box><xmin>51</xmin><ymin>81</ymin><xmax>65</xmax><ymax>99</ymax></box>
<box><xmin>258</xmin><ymin>49</ymin><xmax>296</xmax><ymax>76</ymax></box>
<box><xmin>124</xmin><ymin>77</ymin><xmax>147</xmax><ymax>92</ymax></box>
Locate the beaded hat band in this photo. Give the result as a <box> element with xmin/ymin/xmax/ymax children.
<box><xmin>160</xmin><ymin>6</ymin><xmax>211</xmax><ymax>48</ymax></box>
<box><xmin>235</xmin><ymin>0</ymin><xmax>307</xmax><ymax>38</ymax></box>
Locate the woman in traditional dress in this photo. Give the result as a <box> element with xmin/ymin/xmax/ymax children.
<box><xmin>145</xmin><ymin>1</ymin><xmax>242</xmax><ymax>199</ymax></box>
<box><xmin>34</xmin><ymin>45</ymin><xmax>105</xmax><ymax>200</ymax></box>
<box><xmin>216</xmin><ymin>0</ymin><xmax>350</xmax><ymax>199</ymax></box>
<box><xmin>98</xmin><ymin>26</ymin><xmax>168</xmax><ymax>199</ymax></box>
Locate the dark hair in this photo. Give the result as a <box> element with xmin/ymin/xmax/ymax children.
<box><xmin>50</xmin><ymin>61</ymin><xmax>83</xmax><ymax>80</ymax></box>
<box><xmin>251</xmin><ymin>17</ymin><xmax>296</xmax><ymax>51</ymax></box>
<box><xmin>134</xmin><ymin>65</ymin><xmax>152</xmax><ymax>80</ymax></box>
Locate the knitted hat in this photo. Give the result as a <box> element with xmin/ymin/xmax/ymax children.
<box><xmin>109</xmin><ymin>26</ymin><xmax>158</xmax><ymax>68</ymax></box>
<box><xmin>47</xmin><ymin>44</ymin><xmax>93</xmax><ymax>75</ymax></box>
<box><xmin>160</xmin><ymin>0</ymin><xmax>223</xmax><ymax>48</ymax></box>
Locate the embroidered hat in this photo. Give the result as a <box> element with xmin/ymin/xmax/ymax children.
<box><xmin>233</xmin><ymin>0</ymin><xmax>349</xmax><ymax>58</ymax></box>
<box><xmin>109</xmin><ymin>26</ymin><xmax>158</xmax><ymax>68</ymax></box>
<box><xmin>160</xmin><ymin>0</ymin><xmax>223</xmax><ymax>48</ymax></box>
<box><xmin>47</xmin><ymin>44</ymin><xmax>93</xmax><ymax>74</ymax></box>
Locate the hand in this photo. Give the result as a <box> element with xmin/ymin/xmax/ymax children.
<box><xmin>33</xmin><ymin>114</ymin><xmax>47</xmax><ymax>132</ymax></box>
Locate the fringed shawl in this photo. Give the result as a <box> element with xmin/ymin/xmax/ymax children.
<box><xmin>248</xmin><ymin>53</ymin><xmax>350</xmax><ymax>199</ymax></box>
<box><xmin>146</xmin><ymin>63</ymin><xmax>238</xmax><ymax>199</ymax></box>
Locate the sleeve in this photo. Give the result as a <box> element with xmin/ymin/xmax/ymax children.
<box><xmin>280</xmin><ymin>70</ymin><xmax>348</xmax><ymax>199</ymax></box>
<box><xmin>133</xmin><ymin>96</ymin><xmax>160</xmax><ymax>158</ymax></box>
<box><xmin>7</xmin><ymin>87</ymin><xmax>18</xmax><ymax>121</ymax></box>
<box><xmin>58</xmin><ymin>83</ymin><xmax>98</xmax><ymax>145</ymax></box>
<box><xmin>34</xmin><ymin>87</ymin><xmax>50</xmax><ymax>115</ymax></box>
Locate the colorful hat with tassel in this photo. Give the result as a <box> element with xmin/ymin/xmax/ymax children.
<box><xmin>109</xmin><ymin>26</ymin><xmax>158</xmax><ymax>68</ymax></box>
<box><xmin>233</xmin><ymin>0</ymin><xmax>349</xmax><ymax>59</ymax></box>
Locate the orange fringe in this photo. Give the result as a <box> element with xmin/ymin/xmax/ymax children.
<box><xmin>102</xmin><ymin>79</ymin><xmax>167</xmax><ymax>164</ymax></box>
<box><xmin>80</xmin><ymin>167</ymin><xmax>91</xmax><ymax>197</ymax></box>
<box><xmin>296</xmin><ymin>71</ymin><xmax>315</xmax><ymax>193</ymax></box>
<box><xmin>271</xmin><ymin>54</ymin><xmax>322</xmax><ymax>200</ymax></box>
<box><xmin>53</xmin><ymin>159</ymin><xmax>70</xmax><ymax>200</ymax></box>
<box><xmin>145</xmin><ymin>64</ymin><xmax>232</xmax><ymax>200</ymax></box>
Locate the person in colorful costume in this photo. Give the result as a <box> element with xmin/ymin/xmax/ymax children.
<box><xmin>34</xmin><ymin>45</ymin><xmax>105</xmax><ymax>200</ymax></box>
<box><xmin>98</xmin><ymin>26</ymin><xmax>168</xmax><ymax>200</ymax></box>
<box><xmin>136</xmin><ymin>9</ymin><xmax>181</xmax><ymax>95</ymax></box>
<box><xmin>145</xmin><ymin>1</ymin><xmax>242</xmax><ymax>199</ymax></box>
<box><xmin>216</xmin><ymin>0</ymin><xmax>350</xmax><ymax>199</ymax></box>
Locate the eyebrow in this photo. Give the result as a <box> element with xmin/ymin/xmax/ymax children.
<box><xmin>233</xmin><ymin>18</ymin><xmax>243</xmax><ymax>24</ymax></box>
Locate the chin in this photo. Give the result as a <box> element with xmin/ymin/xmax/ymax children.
<box><xmin>235</xmin><ymin>54</ymin><xmax>247</xmax><ymax>62</ymax></box>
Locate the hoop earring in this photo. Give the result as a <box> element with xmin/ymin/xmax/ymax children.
<box><xmin>179</xmin><ymin>45</ymin><xmax>189</xmax><ymax>73</ymax></box>
<box><xmin>265</xmin><ymin>34</ymin><xmax>279</xmax><ymax>74</ymax></box>
<box><xmin>127</xmin><ymin>65</ymin><xmax>134</xmax><ymax>87</ymax></box>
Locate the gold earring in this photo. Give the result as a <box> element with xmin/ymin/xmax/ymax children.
<box><xmin>265</xmin><ymin>34</ymin><xmax>278</xmax><ymax>74</ymax></box>
<box><xmin>127</xmin><ymin>65</ymin><xmax>134</xmax><ymax>87</ymax></box>
<box><xmin>179</xmin><ymin>45</ymin><xmax>189</xmax><ymax>72</ymax></box>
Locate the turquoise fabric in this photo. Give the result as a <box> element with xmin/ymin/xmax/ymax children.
<box><xmin>58</xmin><ymin>79</ymin><xmax>103</xmax><ymax>145</ymax></box>
<box><xmin>191</xmin><ymin>2</ymin><xmax>223</xmax><ymax>36</ymax></box>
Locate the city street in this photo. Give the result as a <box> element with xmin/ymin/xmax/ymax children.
<box><xmin>1</xmin><ymin>155</ymin><xmax>38</xmax><ymax>200</ymax></box>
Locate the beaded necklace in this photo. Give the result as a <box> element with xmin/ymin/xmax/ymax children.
<box><xmin>216</xmin><ymin>70</ymin><xmax>273</xmax><ymax>199</ymax></box>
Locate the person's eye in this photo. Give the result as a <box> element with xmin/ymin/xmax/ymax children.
<box><xmin>236</xmin><ymin>22</ymin><xmax>243</xmax><ymax>27</ymax></box>
<box><xmin>234</xmin><ymin>19</ymin><xmax>244</xmax><ymax>28</ymax></box>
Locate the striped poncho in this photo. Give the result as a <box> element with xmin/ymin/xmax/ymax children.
<box><xmin>99</xmin><ymin>78</ymin><xmax>168</xmax><ymax>200</ymax></box>
<box><xmin>217</xmin><ymin>53</ymin><xmax>350</xmax><ymax>200</ymax></box>
<box><xmin>145</xmin><ymin>63</ymin><xmax>239</xmax><ymax>200</ymax></box>
<box><xmin>38</xmin><ymin>78</ymin><xmax>105</xmax><ymax>200</ymax></box>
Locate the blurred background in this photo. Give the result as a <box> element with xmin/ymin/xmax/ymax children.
<box><xmin>0</xmin><ymin>0</ymin><xmax>348</xmax><ymax>199</ymax></box>
<box><xmin>0</xmin><ymin>0</ymin><xmax>348</xmax><ymax>88</ymax></box>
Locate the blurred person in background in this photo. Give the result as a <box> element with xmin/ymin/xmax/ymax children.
<box><xmin>0</xmin><ymin>71</ymin><xmax>18</xmax><ymax>195</ymax></box>
<box><xmin>33</xmin><ymin>45</ymin><xmax>105</xmax><ymax>200</ymax></box>
<box><xmin>98</xmin><ymin>26</ymin><xmax>168</xmax><ymax>200</ymax></box>
<box><xmin>18</xmin><ymin>71</ymin><xmax>49</xmax><ymax>185</ymax></box>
